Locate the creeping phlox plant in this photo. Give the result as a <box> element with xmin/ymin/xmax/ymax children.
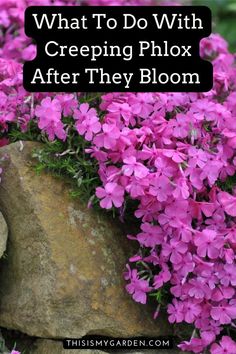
<box><xmin>1</xmin><ymin>0</ymin><xmax>236</xmax><ymax>353</ymax></box>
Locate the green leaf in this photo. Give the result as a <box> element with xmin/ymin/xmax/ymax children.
<box><xmin>227</xmin><ymin>3</ymin><xmax>236</xmax><ymax>11</ymax></box>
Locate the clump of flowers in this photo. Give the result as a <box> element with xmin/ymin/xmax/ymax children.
<box><xmin>90</xmin><ymin>34</ymin><xmax>236</xmax><ymax>352</ymax></box>
<box><xmin>0</xmin><ymin>0</ymin><xmax>236</xmax><ymax>353</ymax></box>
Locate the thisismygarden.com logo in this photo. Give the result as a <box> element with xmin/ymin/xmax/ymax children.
<box><xmin>63</xmin><ymin>336</ymin><xmax>173</xmax><ymax>350</ymax></box>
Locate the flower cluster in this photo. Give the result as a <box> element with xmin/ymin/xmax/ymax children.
<box><xmin>0</xmin><ymin>0</ymin><xmax>236</xmax><ymax>353</ymax></box>
<box><xmin>89</xmin><ymin>36</ymin><xmax>236</xmax><ymax>353</ymax></box>
<box><xmin>0</xmin><ymin>0</ymin><xmax>162</xmax><ymax>62</ymax></box>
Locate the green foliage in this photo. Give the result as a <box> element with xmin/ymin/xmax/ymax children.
<box><xmin>32</xmin><ymin>135</ymin><xmax>100</xmax><ymax>205</ymax></box>
<box><xmin>218</xmin><ymin>174</ymin><xmax>236</xmax><ymax>192</ymax></box>
<box><xmin>8</xmin><ymin>120</ymin><xmax>43</xmax><ymax>143</ymax></box>
<box><xmin>7</xmin><ymin>119</ymin><xmax>99</xmax><ymax>208</ymax></box>
<box><xmin>193</xmin><ymin>0</ymin><xmax>236</xmax><ymax>52</ymax></box>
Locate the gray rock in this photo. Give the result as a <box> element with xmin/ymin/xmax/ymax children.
<box><xmin>0</xmin><ymin>212</ymin><xmax>7</xmax><ymax>258</ymax></box>
<box><xmin>0</xmin><ymin>142</ymin><xmax>171</xmax><ymax>339</ymax></box>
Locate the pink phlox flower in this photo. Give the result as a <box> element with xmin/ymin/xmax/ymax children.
<box><xmin>167</xmin><ymin>299</ymin><xmax>184</xmax><ymax>323</ymax></box>
<box><xmin>154</xmin><ymin>156</ymin><xmax>177</xmax><ymax>177</ymax></box>
<box><xmin>178</xmin><ymin>337</ymin><xmax>205</xmax><ymax>354</ymax></box>
<box><xmin>125</xmin><ymin>266</ymin><xmax>151</xmax><ymax>304</ymax></box>
<box><xmin>162</xmin><ymin>239</ymin><xmax>188</xmax><ymax>264</ymax></box>
<box><xmin>130</xmin><ymin>92</ymin><xmax>154</xmax><ymax>118</ymax></box>
<box><xmin>107</xmin><ymin>102</ymin><xmax>132</xmax><ymax>124</ymax></box>
<box><xmin>94</xmin><ymin>123</ymin><xmax>120</xmax><ymax>149</ymax></box>
<box><xmin>210</xmin><ymin>336</ymin><xmax>236</xmax><ymax>354</ymax></box>
<box><xmin>35</xmin><ymin>97</ymin><xmax>66</xmax><ymax>141</ymax></box>
<box><xmin>74</xmin><ymin>102</ymin><xmax>96</xmax><ymax>121</ymax></box>
<box><xmin>183</xmin><ymin>299</ymin><xmax>202</xmax><ymax>324</ymax></box>
<box><xmin>176</xmin><ymin>223</ymin><xmax>193</xmax><ymax>242</ymax></box>
<box><xmin>96</xmin><ymin>182</ymin><xmax>124</xmax><ymax>209</ymax></box>
<box><xmin>135</xmin><ymin>197</ymin><xmax>161</xmax><ymax>222</ymax></box>
<box><xmin>200</xmin><ymin>160</ymin><xmax>223</xmax><ymax>186</ymax></box>
<box><xmin>153</xmin><ymin>264</ymin><xmax>171</xmax><ymax>289</ymax></box>
<box><xmin>173</xmin><ymin>176</ymin><xmax>190</xmax><ymax>200</ymax></box>
<box><xmin>136</xmin><ymin>222</ymin><xmax>164</xmax><ymax>247</ymax></box>
<box><xmin>162</xmin><ymin>149</ymin><xmax>186</xmax><ymax>163</ymax></box>
<box><xmin>190</xmin><ymin>99</ymin><xmax>218</xmax><ymax>121</ymax></box>
<box><xmin>218</xmin><ymin>264</ymin><xmax>236</xmax><ymax>287</ymax></box>
<box><xmin>173</xmin><ymin>252</ymin><xmax>195</xmax><ymax>278</ymax></box>
<box><xmin>149</xmin><ymin>175</ymin><xmax>173</xmax><ymax>202</ymax></box>
<box><xmin>74</xmin><ymin>103</ymin><xmax>101</xmax><ymax>141</ymax></box>
<box><xmin>211</xmin><ymin>285</ymin><xmax>235</xmax><ymax>301</ymax></box>
<box><xmin>122</xmin><ymin>156</ymin><xmax>149</xmax><ymax>178</ymax></box>
<box><xmin>125</xmin><ymin>176</ymin><xmax>149</xmax><ymax>198</ymax></box>
<box><xmin>188</xmin><ymin>146</ymin><xmax>208</xmax><ymax>168</ymax></box>
<box><xmin>22</xmin><ymin>44</ymin><xmax>37</xmax><ymax>61</ymax></box>
<box><xmin>194</xmin><ymin>229</ymin><xmax>224</xmax><ymax>259</ymax></box>
<box><xmin>158</xmin><ymin>200</ymin><xmax>189</xmax><ymax>228</ymax></box>
<box><xmin>210</xmin><ymin>300</ymin><xmax>236</xmax><ymax>324</ymax></box>
<box><xmin>188</xmin><ymin>278</ymin><xmax>211</xmax><ymax>300</ymax></box>
<box><xmin>168</xmin><ymin>113</ymin><xmax>190</xmax><ymax>138</ymax></box>
<box><xmin>56</xmin><ymin>94</ymin><xmax>77</xmax><ymax>116</ymax></box>
<box><xmin>218</xmin><ymin>191</ymin><xmax>236</xmax><ymax>217</ymax></box>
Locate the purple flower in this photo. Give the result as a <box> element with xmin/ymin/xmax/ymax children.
<box><xmin>210</xmin><ymin>300</ymin><xmax>236</xmax><ymax>324</ymax></box>
<box><xmin>194</xmin><ymin>230</ymin><xmax>224</xmax><ymax>259</ymax></box>
<box><xmin>122</xmin><ymin>156</ymin><xmax>148</xmax><ymax>179</ymax></box>
<box><xmin>183</xmin><ymin>300</ymin><xmax>202</xmax><ymax>324</ymax></box>
<box><xmin>125</xmin><ymin>266</ymin><xmax>151</xmax><ymax>304</ymax></box>
<box><xmin>153</xmin><ymin>264</ymin><xmax>171</xmax><ymax>289</ymax></box>
<box><xmin>149</xmin><ymin>175</ymin><xmax>173</xmax><ymax>202</ymax></box>
<box><xmin>210</xmin><ymin>336</ymin><xmax>236</xmax><ymax>354</ymax></box>
<box><xmin>167</xmin><ymin>299</ymin><xmax>184</xmax><ymax>323</ymax></box>
<box><xmin>179</xmin><ymin>338</ymin><xmax>205</xmax><ymax>354</ymax></box>
<box><xmin>136</xmin><ymin>223</ymin><xmax>164</xmax><ymax>248</ymax></box>
<box><xmin>35</xmin><ymin>97</ymin><xmax>66</xmax><ymax>141</ymax></box>
<box><xmin>218</xmin><ymin>191</ymin><xmax>236</xmax><ymax>217</ymax></box>
<box><xmin>96</xmin><ymin>183</ymin><xmax>124</xmax><ymax>209</ymax></box>
<box><xmin>94</xmin><ymin>124</ymin><xmax>120</xmax><ymax>149</ymax></box>
<box><xmin>74</xmin><ymin>103</ymin><xmax>101</xmax><ymax>141</ymax></box>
